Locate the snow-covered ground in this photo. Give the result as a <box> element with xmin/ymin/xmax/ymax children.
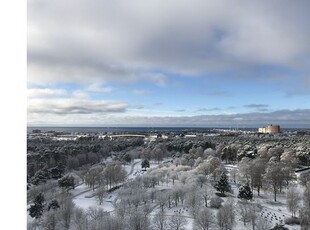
<box><xmin>72</xmin><ymin>159</ymin><xmax>170</xmax><ymax>213</ymax></box>
<box><xmin>29</xmin><ymin>159</ymin><xmax>304</xmax><ymax>230</ymax></box>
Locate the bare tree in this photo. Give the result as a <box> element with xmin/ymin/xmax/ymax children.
<box><xmin>194</xmin><ymin>207</ymin><xmax>215</xmax><ymax>230</ymax></box>
<box><xmin>249</xmin><ymin>158</ymin><xmax>267</xmax><ymax>196</ymax></box>
<box><xmin>280</xmin><ymin>150</ymin><xmax>298</xmax><ymax>168</ymax></box>
<box><xmin>186</xmin><ymin>188</ymin><xmax>200</xmax><ymax>218</ymax></box>
<box><xmin>206</xmin><ymin>157</ymin><xmax>224</xmax><ymax>181</ymax></box>
<box><xmin>114</xmin><ymin>200</ymin><xmax>128</xmax><ymax>219</ymax></box>
<box><xmin>171</xmin><ymin>172</ymin><xmax>178</xmax><ymax>185</ymax></box>
<box><xmin>217</xmin><ymin>202</ymin><xmax>235</xmax><ymax>230</ymax></box>
<box><xmin>197</xmin><ymin>161</ymin><xmax>209</xmax><ymax>176</ymax></box>
<box><xmin>73</xmin><ymin>207</ymin><xmax>88</xmax><ymax>230</ymax></box>
<box><xmin>168</xmin><ymin>213</ymin><xmax>188</xmax><ymax>230</ymax></box>
<box><xmin>196</xmin><ymin>174</ymin><xmax>207</xmax><ymax>188</ymax></box>
<box><xmin>152</xmin><ymin>210</ymin><xmax>167</xmax><ymax>230</ymax></box>
<box><xmin>103</xmin><ymin>214</ymin><xmax>125</xmax><ymax>230</ymax></box>
<box><xmin>58</xmin><ymin>195</ymin><xmax>75</xmax><ymax>230</ymax></box>
<box><xmin>172</xmin><ymin>187</ymin><xmax>180</xmax><ymax>207</ymax></box>
<box><xmin>248</xmin><ymin>203</ymin><xmax>260</xmax><ymax>230</ymax></box>
<box><xmin>27</xmin><ymin>221</ymin><xmax>39</xmax><ymax>230</ymax></box>
<box><xmin>178</xmin><ymin>186</ymin><xmax>187</xmax><ymax>205</ymax></box>
<box><xmin>157</xmin><ymin>192</ymin><xmax>167</xmax><ymax>212</ymax></box>
<box><xmin>41</xmin><ymin>209</ymin><xmax>59</xmax><ymax>230</ymax></box>
<box><xmin>255</xmin><ymin>216</ymin><xmax>273</xmax><ymax>230</ymax></box>
<box><xmin>300</xmin><ymin>209</ymin><xmax>310</xmax><ymax>230</ymax></box>
<box><xmin>238</xmin><ymin>202</ymin><xmax>251</xmax><ymax>226</ymax></box>
<box><xmin>264</xmin><ymin>161</ymin><xmax>285</xmax><ymax>202</ymax></box>
<box><xmin>103</xmin><ymin>161</ymin><xmax>126</xmax><ymax>189</ymax></box>
<box><xmin>150</xmin><ymin>189</ymin><xmax>156</xmax><ymax>203</ymax></box>
<box><xmin>303</xmin><ymin>182</ymin><xmax>310</xmax><ymax>208</ymax></box>
<box><xmin>238</xmin><ymin>157</ymin><xmax>252</xmax><ymax>183</ymax></box>
<box><xmin>85</xmin><ymin>165</ymin><xmax>103</xmax><ymax>191</ymax></box>
<box><xmin>200</xmin><ymin>184</ymin><xmax>214</xmax><ymax>207</ymax></box>
<box><xmin>87</xmin><ymin>207</ymin><xmax>107</xmax><ymax>230</ymax></box>
<box><xmin>152</xmin><ymin>147</ymin><xmax>164</xmax><ymax>163</ymax></box>
<box><xmin>300</xmin><ymin>182</ymin><xmax>310</xmax><ymax>230</ymax></box>
<box><xmin>286</xmin><ymin>186</ymin><xmax>301</xmax><ymax>217</ymax></box>
<box><xmin>96</xmin><ymin>185</ymin><xmax>106</xmax><ymax>205</ymax></box>
<box><xmin>128</xmin><ymin>211</ymin><xmax>150</xmax><ymax>230</ymax></box>
<box><xmin>230</xmin><ymin>168</ymin><xmax>238</xmax><ymax>184</ymax></box>
<box><xmin>179</xmin><ymin>173</ymin><xmax>188</xmax><ymax>184</ymax></box>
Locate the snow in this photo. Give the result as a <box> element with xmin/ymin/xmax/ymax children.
<box><xmin>29</xmin><ymin>158</ymin><xmax>304</xmax><ymax>230</ymax></box>
<box><xmin>72</xmin><ymin>184</ymin><xmax>115</xmax><ymax>212</ymax></box>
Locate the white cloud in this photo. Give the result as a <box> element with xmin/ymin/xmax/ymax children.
<box><xmin>244</xmin><ymin>104</ymin><xmax>269</xmax><ymax>109</ymax></box>
<box><xmin>28</xmin><ymin>98</ymin><xmax>127</xmax><ymax>115</ymax></box>
<box><xmin>72</xmin><ymin>90</ymin><xmax>89</xmax><ymax>99</ymax></box>
<box><xmin>27</xmin><ymin>88</ymin><xmax>67</xmax><ymax>98</ymax></box>
<box><xmin>28</xmin><ymin>108</ymin><xmax>310</xmax><ymax>128</ymax></box>
<box><xmin>85</xmin><ymin>83</ymin><xmax>114</xmax><ymax>93</ymax></box>
<box><xmin>28</xmin><ymin>0</ymin><xmax>310</xmax><ymax>90</ymax></box>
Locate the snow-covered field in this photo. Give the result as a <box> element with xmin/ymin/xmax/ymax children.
<box><xmin>68</xmin><ymin>160</ymin><xmax>302</xmax><ymax>229</ymax></box>
<box><xmin>72</xmin><ymin>159</ymin><xmax>170</xmax><ymax>213</ymax></box>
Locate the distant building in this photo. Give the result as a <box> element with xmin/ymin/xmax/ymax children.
<box><xmin>258</xmin><ymin>124</ymin><xmax>280</xmax><ymax>134</ymax></box>
<box><xmin>184</xmin><ymin>134</ymin><xmax>197</xmax><ymax>138</ymax></box>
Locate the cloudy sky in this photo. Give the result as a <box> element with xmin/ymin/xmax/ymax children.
<box><xmin>27</xmin><ymin>0</ymin><xmax>310</xmax><ymax>127</ymax></box>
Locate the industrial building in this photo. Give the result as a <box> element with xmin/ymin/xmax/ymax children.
<box><xmin>258</xmin><ymin>124</ymin><xmax>280</xmax><ymax>134</ymax></box>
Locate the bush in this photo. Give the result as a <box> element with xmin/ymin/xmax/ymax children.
<box><xmin>210</xmin><ymin>196</ymin><xmax>223</xmax><ymax>209</ymax></box>
<box><xmin>284</xmin><ymin>217</ymin><xmax>300</xmax><ymax>225</ymax></box>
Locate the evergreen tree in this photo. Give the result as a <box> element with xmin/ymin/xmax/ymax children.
<box><xmin>58</xmin><ymin>175</ymin><xmax>75</xmax><ymax>190</ymax></box>
<box><xmin>29</xmin><ymin>204</ymin><xmax>44</xmax><ymax>219</ymax></box>
<box><xmin>29</xmin><ymin>193</ymin><xmax>45</xmax><ymax>219</ymax></box>
<box><xmin>34</xmin><ymin>193</ymin><xmax>45</xmax><ymax>205</ymax></box>
<box><xmin>141</xmin><ymin>159</ymin><xmax>150</xmax><ymax>170</ymax></box>
<box><xmin>47</xmin><ymin>199</ymin><xmax>60</xmax><ymax>211</ymax></box>
<box><xmin>238</xmin><ymin>183</ymin><xmax>253</xmax><ymax>200</ymax></box>
<box><xmin>215</xmin><ymin>172</ymin><xmax>230</xmax><ymax>195</ymax></box>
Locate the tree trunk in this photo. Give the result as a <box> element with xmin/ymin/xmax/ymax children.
<box><xmin>257</xmin><ymin>186</ymin><xmax>260</xmax><ymax>197</ymax></box>
<box><xmin>274</xmin><ymin>189</ymin><xmax>277</xmax><ymax>202</ymax></box>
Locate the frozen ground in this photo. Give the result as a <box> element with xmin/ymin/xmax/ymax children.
<box><xmin>72</xmin><ymin>159</ymin><xmax>169</xmax><ymax>213</ymax></box>
<box><xmin>29</xmin><ymin>159</ymin><xmax>303</xmax><ymax>230</ymax></box>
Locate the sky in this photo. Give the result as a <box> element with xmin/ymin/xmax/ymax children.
<box><xmin>27</xmin><ymin>0</ymin><xmax>310</xmax><ymax>127</ymax></box>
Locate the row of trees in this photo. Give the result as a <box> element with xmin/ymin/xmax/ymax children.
<box><xmin>85</xmin><ymin>161</ymin><xmax>127</xmax><ymax>193</ymax></box>
<box><xmin>27</xmin><ymin>137</ymin><xmax>144</xmax><ymax>185</ymax></box>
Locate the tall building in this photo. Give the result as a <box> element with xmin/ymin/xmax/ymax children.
<box><xmin>258</xmin><ymin>124</ymin><xmax>280</xmax><ymax>134</ymax></box>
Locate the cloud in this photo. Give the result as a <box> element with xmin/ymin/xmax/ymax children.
<box><xmin>129</xmin><ymin>105</ymin><xmax>145</xmax><ymax>110</ymax></box>
<box><xmin>175</xmin><ymin>109</ymin><xmax>186</xmax><ymax>112</ymax></box>
<box><xmin>28</xmin><ymin>98</ymin><xmax>127</xmax><ymax>115</ymax></box>
<box><xmin>111</xmin><ymin>109</ymin><xmax>310</xmax><ymax>127</ymax></box>
<box><xmin>28</xmin><ymin>108</ymin><xmax>310</xmax><ymax>128</ymax></box>
<box><xmin>28</xmin><ymin>0</ymin><xmax>310</xmax><ymax>92</ymax></box>
<box><xmin>208</xmin><ymin>90</ymin><xmax>230</xmax><ymax>97</ymax></box>
<box><xmin>27</xmin><ymin>88</ymin><xmax>67</xmax><ymax>98</ymax></box>
<box><xmin>196</xmin><ymin>107</ymin><xmax>221</xmax><ymax>112</ymax></box>
<box><xmin>86</xmin><ymin>83</ymin><xmax>113</xmax><ymax>93</ymax></box>
<box><xmin>244</xmin><ymin>104</ymin><xmax>269</xmax><ymax>108</ymax></box>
